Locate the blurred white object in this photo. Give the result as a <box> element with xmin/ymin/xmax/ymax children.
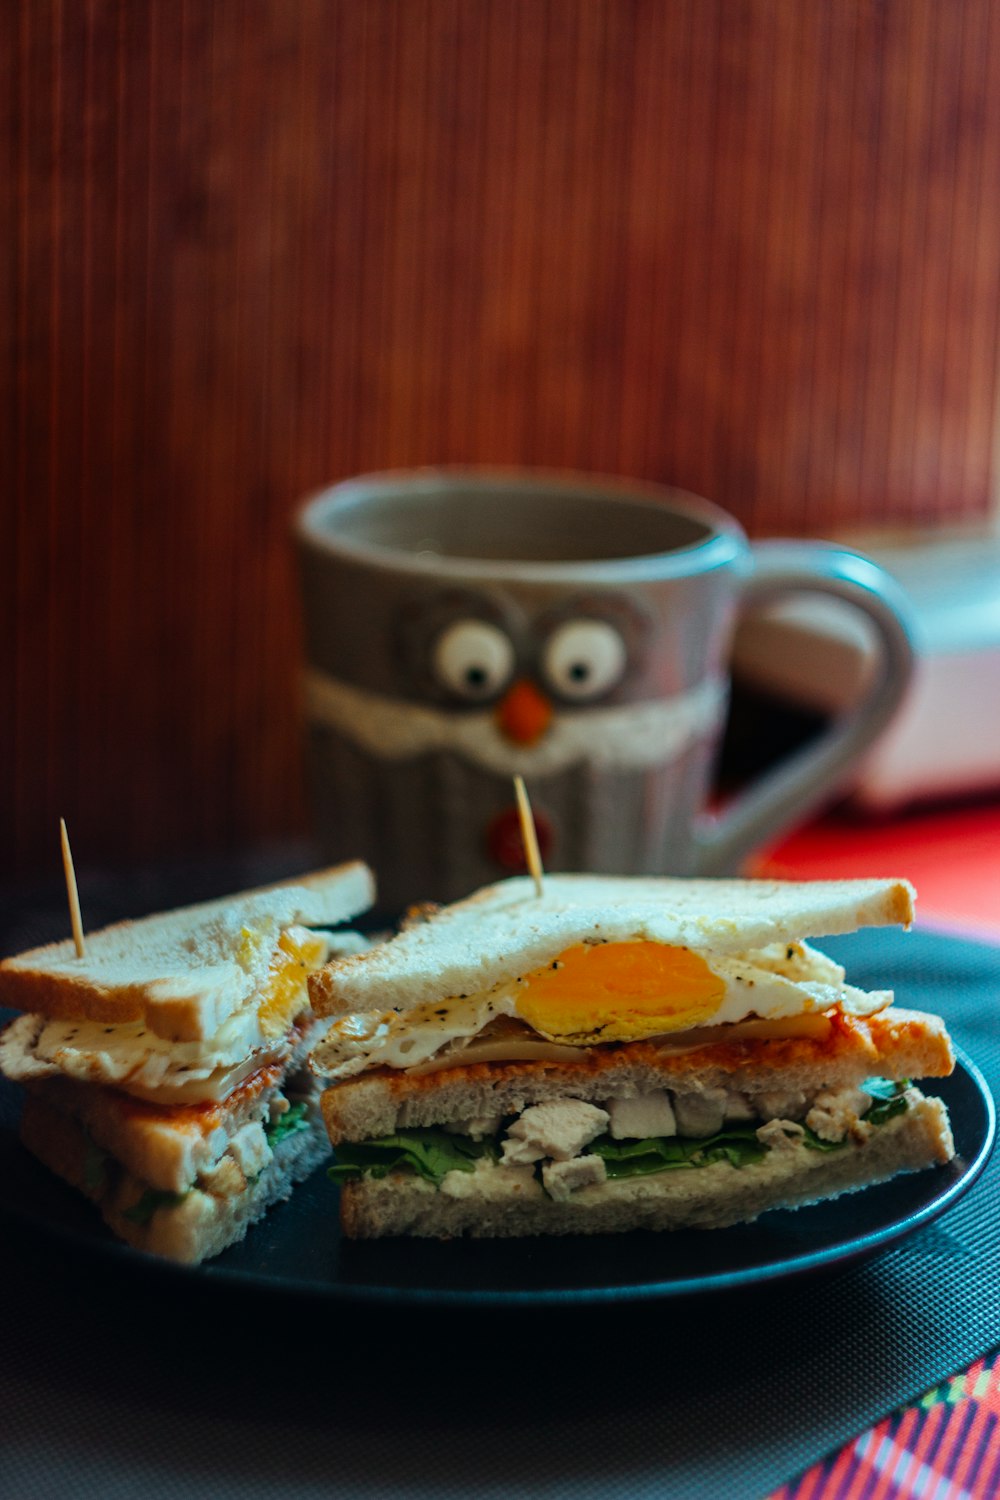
<box><xmin>732</xmin><ymin>531</ymin><xmax>1000</xmax><ymax>811</ymax></box>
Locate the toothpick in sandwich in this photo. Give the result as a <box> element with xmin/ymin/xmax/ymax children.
<box><xmin>513</xmin><ymin>775</ymin><xmax>545</xmax><ymax>898</ymax></box>
<box><xmin>59</xmin><ymin>818</ymin><xmax>86</xmax><ymax>959</ymax></box>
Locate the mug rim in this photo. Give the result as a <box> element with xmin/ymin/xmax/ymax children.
<box><xmin>294</xmin><ymin>466</ymin><xmax>747</xmax><ymax>583</ymax></box>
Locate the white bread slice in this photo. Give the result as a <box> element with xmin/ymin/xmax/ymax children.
<box><xmin>0</xmin><ymin>861</ymin><xmax>375</xmax><ymax>1040</ymax></box>
<box><xmin>19</xmin><ymin>1088</ymin><xmax>332</xmax><ymax>1264</ymax></box>
<box><xmin>320</xmin><ymin>1006</ymin><xmax>953</xmax><ymax>1144</ymax></box>
<box><xmin>309</xmin><ymin>875</ymin><xmax>915</xmax><ymax>1017</ymax></box>
<box><xmin>339</xmin><ymin>1091</ymin><xmax>954</xmax><ymax>1238</ymax></box>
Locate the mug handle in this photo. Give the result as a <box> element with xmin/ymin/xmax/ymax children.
<box><xmin>689</xmin><ymin>541</ymin><xmax>915</xmax><ymax>876</ymax></box>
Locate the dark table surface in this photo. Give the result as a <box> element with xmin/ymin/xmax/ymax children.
<box><xmin>2</xmin><ymin>866</ymin><xmax>999</xmax><ymax>1500</ymax></box>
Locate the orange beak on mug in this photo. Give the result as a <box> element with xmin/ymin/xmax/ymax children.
<box><xmin>495</xmin><ymin>679</ymin><xmax>553</xmax><ymax>745</ymax></box>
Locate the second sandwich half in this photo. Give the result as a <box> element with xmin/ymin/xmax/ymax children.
<box><xmin>309</xmin><ymin>875</ymin><xmax>955</xmax><ymax>1238</ymax></box>
<box><xmin>0</xmin><ymin>861</ymin><xmax>374</xmax><ymax>1262</ymax></box>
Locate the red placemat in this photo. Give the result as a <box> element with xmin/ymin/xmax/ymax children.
<box><xmin>756</xmin><ymin>798</ymin><xmax>1000</xmax><ymax>941</ymax></box>
<box><xmin>773</xmin><ymin>1347</ymin><xmax>1000</xmax><ymax>1499</ymax></box>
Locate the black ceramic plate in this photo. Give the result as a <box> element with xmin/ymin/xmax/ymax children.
<box><xmin>0</xmin><ymin>1048</ymin><xmax>993</xmax><ymax>1307</ymax></box>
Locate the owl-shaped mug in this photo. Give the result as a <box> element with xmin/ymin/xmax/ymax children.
<box><xmin>295</xmin><ymin>469</ymin><xmax>912</xmax><ymax>910</ymax></box>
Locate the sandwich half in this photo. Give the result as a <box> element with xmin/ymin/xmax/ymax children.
<box><xmin>0</xmin><ymin>861</ymin><xmax>375</xmax><ymax>1262</ymax></box>
<box><xmin>309</xmin><ymin>875</ymin><xmax>955</xmax><ymax>1239</ymax></box>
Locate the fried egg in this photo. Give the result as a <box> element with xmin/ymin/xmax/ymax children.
<box><xmin>311</xmin><ymin>939</ymin><xmax>894</xmax><ymax>1080</ymax></box>
<box><xmin>255</xmin><ymin>927</ymin><xmax>329</xmax><ymax>1038</ymax></box>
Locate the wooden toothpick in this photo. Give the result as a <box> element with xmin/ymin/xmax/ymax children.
<box><xmin>60</xmin><ymin>818</ymin><xmax>86</xmax><ymax>958</ymax></box>
<box><xmin>513</xmin><ymin>776</ymin><xmax>545</xmax><ymax>898</ymax></box>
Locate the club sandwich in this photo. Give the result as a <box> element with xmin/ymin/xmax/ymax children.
<box><xmin>309</xmin><ymin>875</ymin><xmax>955</xmax><ymax>1238</ymax></box>
<box><xmin>0</xmin><ymin>862</ymin><xmax>375</xmax><ymax>1262</ymax></box>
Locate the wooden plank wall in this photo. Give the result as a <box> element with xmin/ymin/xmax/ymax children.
<box><xmin>4</xmin><ymin>0</ymin><xmax>1000</xmax><ymax>875</ymax></box>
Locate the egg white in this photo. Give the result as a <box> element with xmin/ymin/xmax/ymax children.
<box><xmin>311</xmin><ymin>941</ymin><xmax>893</xmax><ymax>1081</ymax></box>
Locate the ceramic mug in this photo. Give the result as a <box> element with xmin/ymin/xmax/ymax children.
<box><xmin>295</xmin><ymin>469</ymin><xmax>913</xmax><ymax>909</ymax></box>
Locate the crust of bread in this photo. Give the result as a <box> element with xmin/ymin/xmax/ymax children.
<box><xmin>18</xmin><ymin>1090</ymin><xmax>331</xmax><ymax>1264</ymax></box>
<box><xmin>309</xmin><ymin>875</ymin><xmax>915</xmax><ymax>1016</ymax></box>
<box><xmin>338</xmin><ymin>1092</ymin><xmax>954</xmax><ymax>1238</ymax></box>
<box><xmin>320</xmin><ymin>1006</ymin><xmax>953</xmax><ymax>1144</ymax></box>
<box><xmin>0</xmin><ymin>861</ymin><xmax>374</xmax><ymax>1031</ymax></box>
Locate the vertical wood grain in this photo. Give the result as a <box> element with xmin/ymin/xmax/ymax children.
<box><xmin>3</xmin><ymin>0</ymin><xmax>999</xmax><ymax>873</ymax></box>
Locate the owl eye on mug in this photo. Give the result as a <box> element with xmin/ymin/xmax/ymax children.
<box><xmin>541</xmin><ymin>618</ymin><xmax>628</xmax><ymax>702</ymax></box>
<box><xmin>431</xmin><ymin>619</ymin><xmax>516</xmax><ymax>702</ymax></box>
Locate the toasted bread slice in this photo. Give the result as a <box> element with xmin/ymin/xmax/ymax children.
<box><xmin>0</xmin><ymin>861</ymin><xmax>374</xmax><ymax>1039</ymax></box>
<box><xmin>338</xmin><ymin>1092</ymin><xmax>954</xmax><ymax>1238</ymax></box>
<box><xmin>309</xmin><ymin>875</ymin><xmax>915</xmax><ymax>1017</ymax></box>
<box><xmin>14</xmin><ymin>1013</ymin><xmax>320</xmax><ymax>1193</ymax></box>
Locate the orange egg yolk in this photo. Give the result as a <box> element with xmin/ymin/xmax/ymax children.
<box><xmin>256</xmin><ymin>928</ymin><xmax>328</xmax><ymax>1039</ymax></box>
<box><xmin>514</xmin><ymin>941</ymin><xmax>726</xmax><ymax>1043</ymax></box>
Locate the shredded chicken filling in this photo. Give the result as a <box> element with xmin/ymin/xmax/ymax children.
<box><xmin>327</xmin><ymin>1079</ymin><xmax>916</xmax><ymax>1205</ymax></box>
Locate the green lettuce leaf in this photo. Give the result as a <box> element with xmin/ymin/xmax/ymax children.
<box><xmin>865</xmin><ymin>1093</ymin><xmax>910</xmax><ymax>1127</ymax></box>
<box><xmin>328</xmin><ymin>1128</ymin><xmax>498</xmax><ymax>1187</ymax></box>
<box><xmin>862</xmin><ymin>1076</ymin><xmax>911</xmax><ymax>1102</ymax></box>
<box><xmin>266</xmin><ymin>1101</ymin><xmax>310</xmax><ymax>1145</ymax></box>
<box><xmin>801</xmin><ymin>1125</ymin><xmax>846</xmax><ymax>1153</ymax></box>
<box><xmin>588</xmin><ymin>1127</ymin><xmax>769</xmax><ymax>1179</ymax></box>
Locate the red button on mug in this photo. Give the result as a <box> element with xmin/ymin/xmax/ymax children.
<box><xmin>486</xmin><ymin>804</ymin><xmax>554</xmax><ymax>872</ymax></box>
